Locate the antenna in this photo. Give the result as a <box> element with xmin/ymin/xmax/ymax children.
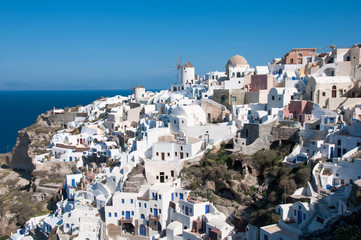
<box><xmin>169</xmin><ymin>52</ymin><xmax>183</xmax><ymax>84</ymax></box>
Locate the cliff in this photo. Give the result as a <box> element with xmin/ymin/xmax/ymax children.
<box><xmin>7</xmin><ymin>110</ymin><xmax>65</xmax><ymax>172</ymax></box>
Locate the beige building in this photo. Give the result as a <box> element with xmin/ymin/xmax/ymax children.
<box><xmin>304</xmin><ymin>76</ymin><xmax>353</xmax><ymax>110</ymax></box>
<box><xmin>213</xmin><ymin>89</ymin><xmax>245</xmax><ymax>110</ymax></box>
<box><xmin>200</xmin><ymin>98</ymin><xmax>230</xmax><ymax>123</ymax></box>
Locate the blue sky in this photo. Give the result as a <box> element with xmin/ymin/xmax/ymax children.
<box><xmin>0</xmin><ymin>0</ymin><xmax>360</xmax><ymax>90</ymax></box>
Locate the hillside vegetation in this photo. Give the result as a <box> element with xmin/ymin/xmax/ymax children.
<box><xmin>181</xmin><ymin>142</ymin><xmax>312</xmax><ymax>229</ymax></box>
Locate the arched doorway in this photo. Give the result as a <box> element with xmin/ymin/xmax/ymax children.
<box><xmin>139</xmin><ymin>224</ymin><xmax>146</xmax><ymax>236</ymax></box>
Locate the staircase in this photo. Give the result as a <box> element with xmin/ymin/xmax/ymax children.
<box><xmin>123</xmin><ymin>165</ymin><xmax>145</xmax><ymax>193</ymax></box>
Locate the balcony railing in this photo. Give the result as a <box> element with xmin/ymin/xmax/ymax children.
<box><xmin>148</xmin><ymin>214</ymin><xmax>160</xmax><ymax>221</ymax></box>
<box><xmin>121</xmin><ymin>217</ymin><xmax>133</xmax><ymax>223</ymax></box>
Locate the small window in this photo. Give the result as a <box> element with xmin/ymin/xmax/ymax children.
<box><xmin>303</xmin><ymin>213</ymin><xmax>306</xmax><ymax>220</ymax></box>
<box><xmin>131</xmin><ymin>199</ymin><xmax>133</xmax><ymax>204</ymax></box>
<box><xmin>175</xmin><ymin>193</ymin><xmax>178</xmax><ymax>197</ymax></box>
<box><xmin>175</xmin><ymin>152</ymin><xmax>177</xmax><ymax>157</ymax></box>
<box><xmin>271</xmin><ymin>96</ymin><xmax>275</xmax><ymax>100</ymax></box>
<box><xmin>144</xmin><ymin>203</ymin><xmax>147</xmax><ymax>208</ymax></box>
<box><xmin>322</xmin><ymin>92</ymin><xmax>326</xmax><ymax>96</ymax></box>
<box><xmin>294</xmin><ymin>209</ymin><xmax>296</xmax><ymax>215</ymax></box>
<box><xmin>156</xmin><ymin>152</ymin><xmax>159</xmax><ymax>156</ymax></box>
<box><xmin>232</xmin><ymin>96</ymin><xmax>236</xmax><ymax>102</ymax></box>
<box><xmin>141</xmin><ymin>214</ymin><xmax>145</xmax><ymax>219</ymax></box>
<box><xmin>180</xmin><ymin>146</ymin><xmax>183</xmax><ymax>151</ymax></box>
<box><xmin>167</xmin><ymin>152</ymin><xmax>170</xmax><ymax>157</ymax></box>
<box><xmin>159</xmin><ymin>209</ymin><xmax>162</xmax><ymax>214</ymax></box>
<box><xmin>171</xmin><ymin>170</ymin><xmax>175</xmax><ymax>177</ymax></box>
<box><xmin>122</xmin><ymin>199</ymin><xmax>125</xmax><ymax>204</ymax></box>
<box><xmin>109</xmin><ymin>212</ymin><xmax>111</xmax><ymax>217</ymax></box>
<box><xmin>132</xmin><ymin>211</ymin><xmax>134</xmax><ymax>216</ymax></box>
<box><xmin>186</xmin><ymin>153</ymin><xmax>189</xmax><ymax>157</ymax></box>
<box><xmin>139</xmin><ymin>203</ymin><xmax>141</xmax><ymax>207</ymax></box>
<box><xmin>159</xmin><ymin>195</ymin><xmax>162</xmax><ymax>199</ymax></box>
<box><xmin>150</xmin><ymin>208</ymin><xmax>153</xmax><ymax>212</ymax></box>
<box><xmin>115</xmin><ymin>212</ymin><xmax>118</xmax><ymax>217</ymax></box>
<box><xmin>122</xmin><ymin>211</ymin><xmax>124</xmax><ymax>216</ymax></box>
<box><xmin>338</xmin><ymin>140</ymin><xmax>341</xmax><ymax>146</ymax></box>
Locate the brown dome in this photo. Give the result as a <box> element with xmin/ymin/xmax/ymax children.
<box><xmin>226</xmin><ymin>54</ymin><xmax>248</xmax><ymax>67</ymax></box>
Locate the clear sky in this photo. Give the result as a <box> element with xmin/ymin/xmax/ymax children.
<box><xmin>0</xmin><ymin>0</ymin><xmax>360</xmax><ymax>90</ymax></box>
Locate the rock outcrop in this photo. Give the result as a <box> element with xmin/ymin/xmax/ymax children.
<box><xmin>7</xmin><ymin>111</ymin><xmax>64</xmax><ymax>172</ymax></box>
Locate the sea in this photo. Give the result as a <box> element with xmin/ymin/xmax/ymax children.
<box><xmin>0</xmin><ymin>89</ymin><xmax>154</xmax><ymax>153</ymax></box>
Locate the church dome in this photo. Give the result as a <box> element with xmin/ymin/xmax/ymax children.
<box><xmin>226</xmin><ymin>54</ymin><xmax>248</xmax><ymax>67</ymax></box>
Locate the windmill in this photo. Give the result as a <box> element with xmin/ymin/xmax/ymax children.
<box><xmin>169</xmin><ymin>52</ymin><xmax>182</xmax><ymax>84</ymax></box>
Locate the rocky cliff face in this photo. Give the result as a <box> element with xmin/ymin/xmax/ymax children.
<box><xmin>7</xmin><ymin>111</ymin><xmax>63</xmax><ymax>172</ymax></box>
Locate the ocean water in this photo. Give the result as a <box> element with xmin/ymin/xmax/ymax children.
<box><xmin>0</xmin><ymin>89</ymin><xmax>138</xmax><ymax>153</ymax></box>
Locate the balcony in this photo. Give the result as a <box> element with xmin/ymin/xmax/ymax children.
<box><xmin>149</xmin><ymin>214</ymin><xmax>160</xmax><ymax>221</ymax></box>
<box><xmin>121</xmin><ymin>217</ymin><xmax>133</xmax><ymax>224</ymax></box>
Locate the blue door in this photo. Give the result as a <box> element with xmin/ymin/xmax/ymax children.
<box><xmin>126</xmin><ymin>211</ymin><xmax>130</xmax><ymax>220</ymax></box>
<box><xmin>71</xmin><ymin>179</ymin><xmax>75</xmax><ymax>187</ymax></box>
<box><xmin>139</xmin><ymin>225</ymin><xmax>146</xmax><ymax>236</ymax></box>
<box><xmin>185</xmin><ymin>206</ymin><xmax>189</xmax><ymax>215</ymax></box>
<box><xmin>171</xmin><ymin>193</ymin><xmax>174</xmax><ymax>201</ymax></box>
<box><xmin>205</xmin><ymin>205</ymin><xmax>209</xmax><ymax>214</ymax></box>
<box><xmin>298</xmin><ymin>210</ymin><xmax>302</xmax><ymax>224</ymax></box>
<box><xmin>154</xmin><ymin>209</ymin><xmax>158</xmax><ymax>217</ymax></box>
<box><xmin>179</xmin><ymin>193</ymin><xmax>184</xmax><ymax>200</ymax></box>
<box><xmin>330</xmin><ymin>147</ymin><xmax>334</xmax><ymax>158</ymax></box>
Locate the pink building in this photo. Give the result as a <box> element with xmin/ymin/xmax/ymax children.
<box><xmin>249</xmin><ymin>74</ymin><xmax>274</xmax><ymax>92</ymax></box>
<box><xmin>283</xmin><ymin>100</ymin><xmax>313</xmax><ymax>123</ymax></box>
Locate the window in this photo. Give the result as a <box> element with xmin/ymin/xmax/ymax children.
<box><xmin>303</xmin><ymin>213</ymin><xmax>306</xmax><ymax>220</ymax></box>
<box><xmin>186</xmin><ymin>153</ymin><xmax>189</xmax><ymax>157</ymax></box>
<box><xmin>66</xmin><ymin>224</ymin><xmax>70</xmax><ymax>228</ymax></box>
<box><xmin>174</xmin><ymin>120</ymin><xmax>176</xmax><ymax>124</ymax></box>
<box><xmin>141</xmin><ymin>214</ymin><xmax>145</xmax><ymax>219</ymax></box>
<box><xmin>190</xmin><ymin>208</ymin><xmax>192</xmax><ymax>214</ymax></box>
<box><xmin>175</xmin><ymin>152</ymin><xmax>177</xmax><ymax>157</ymax></box>
<box><xmin>237</xmin><ymin>72</ymin><xmax>241</xmax><ymax>78</ymax></box>
<box><xmin>322</xmin><ymin>92</ymin><xmax>326</xmax><ymax>96</ymax></box>
<box><xmin>294</xmin><ymin>209</ymin><xmax>296</xmax><ymax>216</ymax></box>
<box><xmin>132</xmin><ymin>211</ymin><xmax>134</xmax><ymax>216</ymax></box>
<box><xmin>171</xmin><ymin>170</ymin><xmax>174</xmax><ymax>177</ymax></box>
<box><xmin>167</xmin><ymin>152</ymin><xmax>170</xmax><ymax>157</ymax></box>
<box><xmin>144</xmin><ymin>203</ymin><xmax>147</xmax><ymax>208</ymax></box>
<box><xmin>159</xmin><ymin>209</ymin><xmax>162</xmax><ymax>213</ymax></box>
<box><xmin>232</xmin><ymin>96</ymin><xmax>236</xmax><ymax>102</ymax></box>
<box><xmin>332</xmin><ymin>85</ymin><xmax>337</xmax><ymax>98</ymax></box>
<box><xmin>131</xmin><ymin>199</ymin><xmax>134</xmax><ymax>204</ymax></box>
<box><xmin>156</xmin><ymin>152</ymin><xmax>159</xmax><ymax>156</ymax></box>
<box><xmin>357</xmin><ymin>142</ymin><xmax>361</xmax><ymax>147</ymax></box>
<box><xmin>109</xmin><ymin>212</ymin><xmax>111</xmax><ymax>217</ymax></box>
<box><xmin>159</xmin><ymin>195</ymin><xmax>162</xmax><ymax>199</ymax></box>
<box><xmin>122</xmin><ymin>199</ymin><xmax>125</xmax><ymax>204</ymax></box>
<box><xmin>180</xmin><ymin>146</ymin><xmax>183</xmax><ymax>151</ymax></box>
<box><xmin>115</xmin><ymin>212</ymin><xmax>118</xmax><ymax>217</ymax></box>
<box><xmin>122</xmin><ymin>211</ymin><xmax>124</xmax><ymax>216</ymax></box>
<box><xmin>271</xmin><ymin>96</ymin><xmax>275</xmax><ymax>100</ymax></box>
<box><xmin>278</xmin><ymin>97</ymin><xmax>281</xmax><ymax>101</ymax></box>
<box><xmin>150</xmin><ymin>208</ymin><xmax>153</xmax><ymax>212</ymax></box>
<box><xmin>175</xmin><ymin>193</ymin><xmax>178</xmax><ymax>197</ymax></box>
<box><xmin>337</xmin><ymin>140</ymin><xmax>341</xmax><ymax>146</ymax></box>
<box><xmin>139</xmin><ymin>203</ymin><xmax>141</xmax><ymax>207</ymax></box>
